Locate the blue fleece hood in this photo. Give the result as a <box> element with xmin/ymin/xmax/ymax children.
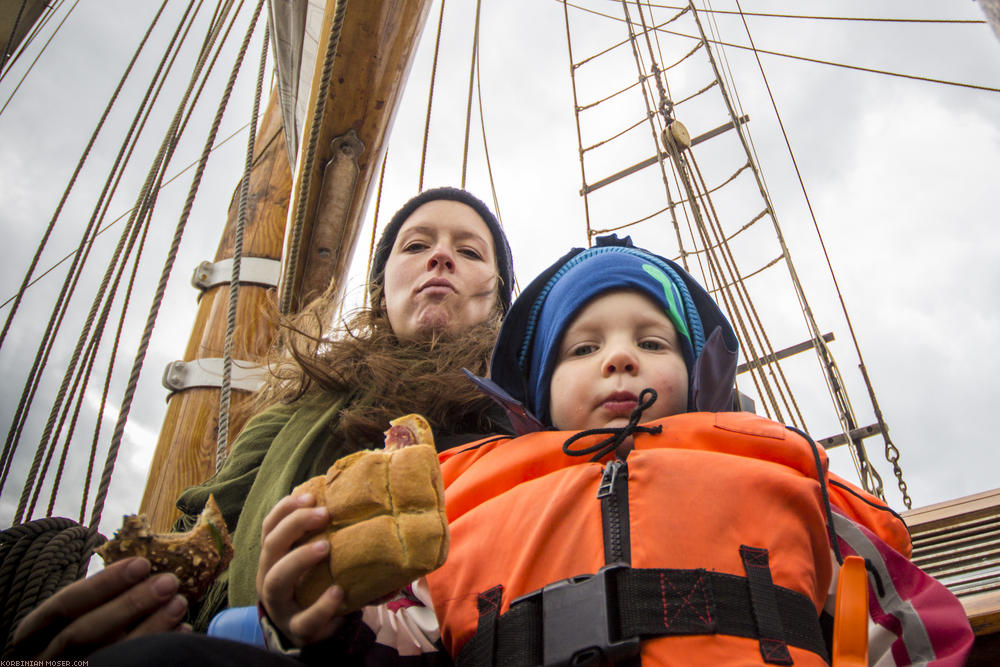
<box><xmin>477</xmin><ymin>235</ymin><xmax>739</xmax><ymax>432</ymax></box>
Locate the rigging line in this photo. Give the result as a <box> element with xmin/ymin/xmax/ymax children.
<box><xmin>581</xmin><ymin>112</ymin><xmax>647</xmax><ymax>153</ymax></box>
<box><xmin>567</xmin><ymin>1</ymin><xmax>1000</xmax><ymax>95</ymax></box>
<box><xmin>578</xmin><ymin>75</ymin><xmax>644</xmax><ymax>112</ymax></box>
<box><xmin>80</xmin><ymin>141</ymin><xmax>186</xmax><ymax>523</ymax></box>
<box><xmin>672</xmin><ymin>78</ymin><xmax>716</xmax><ymax>106</ymax></box>
<box><xmin>634</xmin><ymin>6</ymin><xmax>783</xmax><ymax>421</ymax></box>
<box><xmin>9</xmin><ymin>0</ymin><xmax>218</xmax><ymax>521</ymax></box>
<box><xmin>217</xmin><ymin>18</ymin><xmax>269</xmax><ymax>468</ymax></box>
<box><xmin>562</xmin><ymin>0</ymin><xmax>594</xmax><ymax>245</ymax></box>
<box><xmin>0</xmin><ymin>0</ymin><xmax>65</xmax><ymax>84</ymax></box>
<box><xmin>689</xmin><ymin>154</ymin><xmax>804</xmax><ymax>427</ymax></box>
<box><xmin>700</xmin><ymin>0</ymin><xmax>772</xmax><ymax>215</ymax></box>
<box><xmin>92</xmin><ymin>0</ymin><xmax>265</xmax><ymax>529</ymax></box>
<box><xmin>473</xmin><ymin>27</ymin><xmax>516</xmax><ymax>296</ymax></box>
<box><xmin>571</xmin><ymin>2</ymin><xmax>686</xmax><ymax>70</ymax></box>
<box><xmin>5</xmin><ymin>0</ymin><xmax>66</xmax><ymax>72</ymax></box>
<box><xmin>364</xmin><ymin>147</ymin><xmax>390</xmax><ymax>311</ymax></box>
<box><xmin>701</xmin><ymin>34</ymin><xmax>1000</xmax><ymax>95</ymax></box>
<box><xmin>619</xmin><ymin>0</ymin><xmax>689</xmax><ymax>266</ymax></box>
<box><xmin>60</xmin><ymin>327</ymin><xmax>106</xmax><ymax>522</ymax></box>
<box><xmin>0</xmin><ymin>0</ymin><xmax>169</xmax><ymax>353</ymax></box>
<box><xmin>460</xmin><ymin>0</ymin><xmax>482</xmax><ymax>190</ymax></box>
<box><xmin>79</xmin><ymin>267</ymin><xmax>140</xmax><ymax>525</ymax></box>
<box><xmin>42</xmin><ymin>327</ymin><xmax>102</xmax><ymax>518</ymax></box>
<box><xmin>42</xmin><ymin>199</ymin><xmax>158</xmax><ymax>520</ymax></box>
<box><xmin>1</xmin><ymin>0</ymin><xmax>29</xmax><ymax>74</ymax></box>
<box><xmin>0</xmin><ymin>122</ymin><xmax>253</xmax><ymax>312</ymax></box>
<box><xmin>607</xmin><ymin>1</ymin><xmax>987</xmax><ymax>25</ymax></box>
<box><xmin>419</xmin><ymin>0</ymin><xmax>446</xmax><ymax>192</ymax></box>
<box><xmin>732</xmin><ymin>0</ymin><xmax>899</xmax><ymax>498</ymax></box>
<box><xmin>682</xmin><ymin>151</ymin><xmax>787</xmax><ymax>425</ymax></box>
<box><xmin>677</xmin><ymin>145</ymin><xmax>788</xmax><ymax>424</ymax></box>
<box><xmin>0</xmin><ymin>0</ymin><xmax>179</xmax><ymax>499</ymax></box>
<box><xmin>0</xmin><ymin>0</ymin><xmax>77</xmax><ymax>114</ymax></box>
<box><xmin>278</xmin><ymin>0</ymin><xmax>347</xmax><ymax>315</ymax></box>
<box><xmin>687</xmin><ymin>3</ymin><xmax>869</xmax><ymax>455</ymax></box>
<box><xmin>2</xmin><ymin>0</ymin><xmax>205</xmax><ymax>495</ymax></box>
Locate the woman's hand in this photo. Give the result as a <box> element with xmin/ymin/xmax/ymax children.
<box><xmin>9</xmin><ymin>557</ymin><xmax>189</xmax><ymax>659</ymax></box>
<box><xmin>257</xmin><ymin>492</ymin><xmax>347</xmax><ymax>647</ymax></box>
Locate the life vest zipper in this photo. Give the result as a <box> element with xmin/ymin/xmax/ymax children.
<box><xmin>598</xmin><ymin>458</ymin><xmax>631</xmax><ymax>565</ymax></box>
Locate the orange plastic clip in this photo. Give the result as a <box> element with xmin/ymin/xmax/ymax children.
<box><xmin>832</xmin><ymin>555</ymin><xmax>869</xmax><ymax>666</ymax></box>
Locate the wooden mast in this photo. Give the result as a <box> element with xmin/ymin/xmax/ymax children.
<box><xmin>139</xmin><ymin>0</ymin><xmax>433</xmax><ymax>532</ymax></box>
<box><xmin>138</xmin><ymin>97</ymin><xmax>290</xmax><ymax>532</ymax></box>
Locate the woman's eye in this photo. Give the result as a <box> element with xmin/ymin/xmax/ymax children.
<box><xmin>402</xmin><ymin>241</ymin><xmax>429</xmax><ymax>253</ymax></box>
<box><xmin>459</xmin><ymin>248</ymin><xmax>483</xmax><ymax>260</ymax></box>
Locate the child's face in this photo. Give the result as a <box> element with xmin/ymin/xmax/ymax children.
<box><xmin>549</xmin><ymin>289</ymin><xmax>689</xmax><ymax>431</ymax></box>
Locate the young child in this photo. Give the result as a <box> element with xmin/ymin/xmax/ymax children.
<box><xmin>253</xmin><ymin>235</ymin><xmax>971</xmax><ymax>665</ymax></box>
<box><xmin>416</xmin><ymin>235</ymin><xmax>972</xmax><ymax>666</ymax></box>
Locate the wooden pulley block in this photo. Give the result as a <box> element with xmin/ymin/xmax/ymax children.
<box><xmin>662</xmin><ymin>120</ymin><xmax>691</xmax><ymax>151</ymax></box>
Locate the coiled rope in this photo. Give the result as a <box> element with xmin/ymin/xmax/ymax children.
<box><xmin>0</xmin><ymin>518</ymin><xmax>106</xmax><ymax>656</ymax></box>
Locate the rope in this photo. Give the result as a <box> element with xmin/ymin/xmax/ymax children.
<box><xmin>0</xmin><ymin>0</ymin><xmax>74</xmax><ymax>115</ymax></box>
<box><xmin>571</xmin><ymin>4</ymin><xmax>687</xmax><ymax>69</ymax></box>
<box><xmin>473</xmin><ymin>23</ymin><xmax>515</xmax><ymax>295</ymax></box>
<box><xmin>90</xmin><ymin>0</ymin><xmax>266</xmax><ymax>529</ymax></box>
<box><xmin>278</xmin><ymin>0</ymin><xmax>348</xmax><ymax>315</ymax></box>
<box><xmin>618</xmin><ymin>0</ymin><xmax>690</xmax><ymax>266</ymax></box>
<box><xmin>608</xmin><ymin>2</ymin><xmax>988</xmax><ymax>25</ymax></box>
<box><xmin>418</xmin><ymin>0</ymin><xmax>446</xmax><ymax>192</ymax></box>
<box><xmin>217</xmin><ymin>19</ymin><xmax>270</xmax><ymax>469</ymax></box>
<box><xmin>80</xmin><ymin>5</ymin><xmax>268</xmax><ymax>523</ymax></box>
<box><xmin>28</xmin><ymin>0</ymin><xmax>205</xmax><ymax>522</ymax></box>
<box><xmin>565</xmin><ymin>1</ymin><xmax>1000</xmax><ymax>95</ymax></box>
<box><xmin>10</xmin><ymin>0</ymin><xmax>215</xmax><ymax>521</ymax></box>
<box><xmin>0</xmin><ymin>518</ymin><xmax>105</xmax><ymax>657</ymax></box>
<box><xmin>562</xmin><ymin>0</ymin><xmax>595</xmax><ymax>244</ymax></box>
<box><xmin>1</xmin><ymin>0</ymin><xmax>177</xmax><ymax>514</ymax></box>
<box><xmin>460</xmin><ymin>0</ymin><xmax>482</xmax><ymax>189</ymax></box>
<box><xmin>363</xmin><ymin>148</ymin><xmax>390</xmax><ymax>311</ymax></box>
<box><xmin>577</xmin><ymin>76</ymin><xmax>646</xmax><ymax>112</ymax></box>
<box><xmin>580</xmin><ymin>113</ymin><xmax>646</xmax><ymax>153</ymax></box>
<box><xmin>0</xmin><ymin>122</ymin><xmax>252</xmax><ymax>311</ymax></box>
<box><xmin>1</xmin><ymin>1</ymin><xmax>29</xmax><ymax>76</ymax></box>
<box><xmin>0</xmin><ymin>0</ymin><xmax>167</xmax><ymax>354</ymax></box>
<box><xmin>731</xmin><ymin>0</ymin><xmax>898</xmax><ymax>501</ymax></box>
<box><xmin>562</xmin><ymin>388</ymin><xmax>662</xmax><ymax>462</ymax></box>
<box><xmin>688</xmin><ymin>149</ymin><xmax>805</xmax><ymax>428</ymax></box>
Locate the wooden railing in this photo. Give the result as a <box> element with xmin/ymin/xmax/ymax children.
<box><xmin>904</xmin><ymin>487</ymin><xmax>1000</xmax><ymax>663</ymax></box>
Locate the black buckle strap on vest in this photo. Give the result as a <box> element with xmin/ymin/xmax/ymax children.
<box><xmin>459</xmin><ymin>564</ymin><xmax>639</xmax><ymax>667</ymax></box>
<box><xmin>457</xmin><ymin>565</ymin><xmax>829</xmax><ymax>666</ymax></box>
<box><xmin>470</xmin><ymin>585</ymin><xmax>504</xmax><ymax>666</ymax></box>
<box><xmin>740</xmin><ymin>545</ymin><xmax>794</xmax><ymax>665</ymax></box>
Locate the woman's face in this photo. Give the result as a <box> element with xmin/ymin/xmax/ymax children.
<box><xmin>383</xmin><ymin>200</ymin><xmax>499</xmax><ymax>340</ymax></box>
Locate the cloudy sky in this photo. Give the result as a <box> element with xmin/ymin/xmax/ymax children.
<box><xmin>2</xmin><ymin>0</ymin><xmax>999</xmax><ymax>539</ymax></box>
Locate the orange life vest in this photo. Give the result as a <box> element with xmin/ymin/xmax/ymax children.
<box><xmin>426</xmin><ymin>411</ymin><xmax>907</xmax><ymax>666</ymax></box>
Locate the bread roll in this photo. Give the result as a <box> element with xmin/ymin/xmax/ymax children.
<box><xmin>292</xmin><ymin>414</ymin><xmax>448</xmax><ymax>613</ymax></box>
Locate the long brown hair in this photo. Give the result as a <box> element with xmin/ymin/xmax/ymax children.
<box><xmin>257</xmin><ymin>281</ymin><xmax>504</xmax><ymax>449</ymax></box>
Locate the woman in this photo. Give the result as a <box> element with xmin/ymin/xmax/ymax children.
<box><xmin>10</xmin><ymin>187</ymin><xmax>515</xmax><ymax>660</ymax></box>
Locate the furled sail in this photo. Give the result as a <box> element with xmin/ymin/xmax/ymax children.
<box><xmin>268</xmin><ymin>0</ymin><xmax>324</xmax><ymax>166</ymax></box>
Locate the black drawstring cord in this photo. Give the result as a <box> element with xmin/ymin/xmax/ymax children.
<box><xmin>562</xmin><ymin>388</ymin><xmax>664</xmax><ymax>462</ymax></box>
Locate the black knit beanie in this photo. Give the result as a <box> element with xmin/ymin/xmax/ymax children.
<box><xmin>368</xmin><ymin>187</ymin><xmax>515</xmax><ymax>313</ymax></box>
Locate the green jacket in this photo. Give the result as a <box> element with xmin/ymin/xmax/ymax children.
<box><xmin>175</xmin><ymin>390</ymin><xmax>507</xmax><ymax>630</ymax></box>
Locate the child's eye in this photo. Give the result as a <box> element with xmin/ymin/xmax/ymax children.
<box><xmin>570</xmin><ymin>343</ymin><xmax>597</xmax><ymax>357</ymax></box>
<box><xmin>639</xmin><ymin>339</ymin><xmax>666</xmax><ymax>351</ymax></box>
